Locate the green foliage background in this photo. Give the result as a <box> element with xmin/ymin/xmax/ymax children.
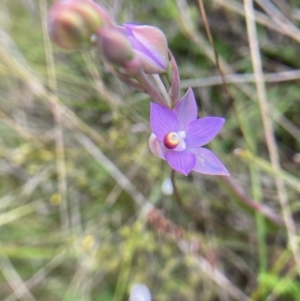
<box><xmin>0</xmin><ymin>0</ymin><xmax>300</xmax><ymax>300</ymax></box>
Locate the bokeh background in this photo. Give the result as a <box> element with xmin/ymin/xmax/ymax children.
<box><xmin>0</xmin><ymin>0</ymin><xmax>300</xmax><ymax>300</ymax></box>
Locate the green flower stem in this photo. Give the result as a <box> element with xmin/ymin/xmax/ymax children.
<box><xmin>136</xmin><ymin>70</ymin><xmax>169</xmax><ymax>107</ymax></box>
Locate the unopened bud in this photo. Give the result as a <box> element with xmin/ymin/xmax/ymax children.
<box><xmin>161</xmin><ymin>178</ymin><xmax>174</xmax><ymax>195</ymax></box>
<box><xmin>129</xmin><ymin>284</ymin><xmax>151</xmax><ymax>301</ymax></box>
<box><xmin>122</xmin><ymin>24</ymin><xmax>169</xmax><ymax>74</ymax></box>
<box><xmin>48</xmin><ymin>0</ymin><xmax>113</xmax><ymax>50</ymax></box>
<box><xmin>122</xmin><ymin>56</ymin><xmax>142</xmax><ymax>75</ymax></box>
<box><xmin>96</xmin><ymin>28</ymin><xmax>135</xmax><ymax>65</ymax></box>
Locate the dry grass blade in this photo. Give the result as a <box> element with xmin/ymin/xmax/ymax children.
<box><xmin>0</xmin><ymin>257</ymin><xmax>37</xmax><ymax>301</ymax></box>
<box><xmin>0</xmin><ymin>110</ymin><xmax>44</xmax><ymax>148</ymax></box>
<box><xmin>214</xmin><ymin>0</ymin><xmax>300</xmax><ymax>41</ymax></box>
<box><xmin>76</xmin><ymin>134</ymin><xmax>147</xmax><ymax>208</ymax></box>
<box><xmin>0</xmin><ymin>200</ymin><xmax>40</xmax><ymax>227</ymax></box>
<box><xmin>243</xmin><ymin>0</ymin><xmax>300</xmax><ymax>276</ymax></box>
<box><xmin>40</xmin><ymin>0</ymin><xmax>69</xmax><ymax>232</ymax></box>
<box><xmin>180</xmin><ymin>70</ymin><xmax>300</xmax><ymax>88</ymax></box>
<box><xmin>4</xmin><ymin>252</ymin><xmax>66</xmax><ymax>301</ymax></box>
<box><xmin>0</xmin><ymin>43</ymin><xmax>107</xmax><ymax>146</ymax></box>
<box><xmin>105</xmin><ymin>145</ymin><xmax>148</xmax><ymax>206</ymax></box>
<box><xmin>255</xmin><ymin>0</ymin><xmax>300</xmax><ymax>44</ymax></box>
<box><xmin>178</xmin><ymin>240</ymin><xmax>253</xmax><ymax>301</ymax></box>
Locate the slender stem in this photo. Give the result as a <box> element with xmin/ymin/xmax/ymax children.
<box><xmin>250</xmin><ymin>165</ymin><xmax>267</xmax><ymax>273</ymax></box>
<box><xmin>136</xmin><ymin>71</ymin><xmax>168</xmax><ymax>106</ymax></box>
<box><xmin>171</xmin><ymin>170</ymin><xmax>204</xmax><ymax>225</ymax></box>
<box><xmin>160</xmin><ymin>73</ymin><xmax>171</xmax><ymax>89</ymax></box>
<box><xmin>152</xmin><ymin>74</ymin><xmax>171</xmax><ymax>107</ymax></box>
<box><xmin>220</xmin><ymin>176</ymin><xmax>282</xmax><ymax>225</ymax></box>
<box><xmin>112</xmin><ymin>227</ymin><xmax>137</xmax><ymax>301</ymax></box>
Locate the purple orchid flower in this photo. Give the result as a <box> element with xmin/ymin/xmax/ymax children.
<box><xmin>149</xmin><ymin>88</ymin><xmax>229</xmax><ymax>176</ymax></box>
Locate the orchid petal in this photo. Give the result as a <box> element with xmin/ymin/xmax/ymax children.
<box><xmin>149</xmin><ymin>133</ymin><xmax>165</xmax><ymax>159</ymax></box>
<box><xmin>150</xmin><ymin>103</ymin><xmax>180</xmax><ymax>140</ymax></box>
<box><xmin>191</xmin><ymin>148</ymin><xmax>229</xmax><ymax>176</ymax></box>
<box><xmin>165</xmin><ymin>150</ymin><xmax>196</xmax><ymax>176</ymax></box>
<box><xmin>184</xmin><ymin>117</ymin><xmax>225</xmax><ymax>148</ymax></box>
<box><xmin>173</xmin><ymin>87</ymin><xmax>197</xmax><ymax>129</ymax></box>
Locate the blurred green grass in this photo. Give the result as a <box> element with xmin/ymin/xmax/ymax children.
<box><xmin>0</xmin><ymin>0</ymin><xmax>300</xmax><ymax>300</ymax></box>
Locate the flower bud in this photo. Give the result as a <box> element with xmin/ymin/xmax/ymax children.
<box><xmin>48</xmin><ymin>0</ymin><xmax>113</xmax><ymax>50</ymax></box>
<box><xmin>122</xmin><ymin>24</ymin><xmax>169</xmax><ymax>74</ymax></box>
<box><xmin>122</xmin><ymin>56</ymin><xmax>142</xmax><ymax>75</ymax></box>
<box><xmin>130</xmin><ymin>284</ymin><xmax>151</xmax><ymax>301</ymax></box>
<box><xmin>161</xmin><ymin>178</ymin><xmax>174</xmax><ymax>195</ymax></box>
<box><xmin>96</xmin><ymin>28</ymin><xmax>135</xmax><ymax>66</ymax></box>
